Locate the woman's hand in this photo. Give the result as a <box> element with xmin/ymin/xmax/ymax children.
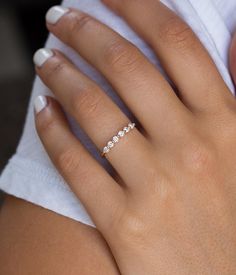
<box><xmin>33</xmin><ymin>1</ymin><xmax>236</xmax><ymax>274</ymax></box>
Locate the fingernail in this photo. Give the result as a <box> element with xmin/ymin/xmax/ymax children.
<box><xmin>34</xmin><ymin>95</ymin><xmax>48</xmax><ymax>114</ymax></box>
<box><xmin>33</xmin><ymin>48</ymin><xmax>54</xmax><ymax>67</ymax></box>
<box><xmin>46</xmin><ymin>6</ymin><xmax>70</xmax><ymax>25</ymax></box>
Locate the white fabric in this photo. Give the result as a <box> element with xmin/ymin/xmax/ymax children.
<box><xmin>1</xmin><ymin>0</ymin><xmax>236</xmax><ymax>227</ymax></box>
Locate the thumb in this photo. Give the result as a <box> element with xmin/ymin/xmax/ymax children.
<box><xmin>230</xmin><ymin>32</ymin><xmax>236</xmax><ymax>85</ymax></box>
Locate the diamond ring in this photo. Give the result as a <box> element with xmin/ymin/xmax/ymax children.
<box><xmin>101</xmin><ymin>122</ymin><xmax>136</xmax><ymax>157</ymax></box>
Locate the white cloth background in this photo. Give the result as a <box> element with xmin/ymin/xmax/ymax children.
<box><xmin>1</xmin><ymin>0</ymin><xmax>236</xmax><ymax>227</ymax></box>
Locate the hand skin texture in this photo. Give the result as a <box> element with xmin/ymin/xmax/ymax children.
<box><xmin>1</xmin><ymin>0</ymin><xmax>236</xmax><ymax>274</ymax></box>
<box><xmin>0</xmin><ymin>196</ymin><xmax>119</xmax><ymax>275</ymax></box>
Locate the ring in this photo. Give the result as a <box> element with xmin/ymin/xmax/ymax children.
<box><xmin>101</xmin><ymin>122</ymin><xmax>136</xmax><ymax>157</ymax></box>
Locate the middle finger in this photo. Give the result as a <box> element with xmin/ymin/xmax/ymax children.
<box><xmin>45</xmin><ymin>6</ymin><xmax>190</xmax><ymax>140</ymax></box>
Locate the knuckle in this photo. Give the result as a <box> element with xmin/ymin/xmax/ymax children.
<box><xmin>183</xmin><ymin>141</ymin><xmax>216</xmax><ymax>175</ymax></box>
<box><xmin>115</xmin><ymin>212</ymin><xmax>148</xmax><ymax>243</ymax></box>
<box><xmin>71</xmin><ymin>89</ymin><xmax>102</xmax><ymax>119</ymax></box>
<box><xmin>104</xmin><ymin>40</ymin><xmax>142</xmax><ymax>73</ymax></box>
<box><xmin>57</xmin><ymin>148</ymin><xmax>82</xmax><ymax>175</ymax></box>
<box><xmin>159</xmin><ymin>16</ymin><xmax>195</xmax><ymax>50</ymax></box>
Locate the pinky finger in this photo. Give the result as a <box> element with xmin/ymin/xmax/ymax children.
<box><xmin>34</xmin><ymin>96</ymin><xmax>125</xmax><ymax>233</ymax></box>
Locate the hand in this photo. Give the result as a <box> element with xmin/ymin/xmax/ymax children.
<box><xmin>33</xmin><ymin>1</ymin><xmax>236</xmax><ymax>274</ymax></box>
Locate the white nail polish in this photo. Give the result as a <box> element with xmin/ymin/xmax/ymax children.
<box><xmin>34</xmin><ymin>95</ymin><xmax>48</xmax><ymax>114</ymax></box>
<box><xmin>46</xmin><ymin>6</ymin><xmax>70</xmax><ymax>25</ymax></box>
<box><xmin>33</xmin><ymin>48</ymin><xmax>54</xmax><ymax>67</ymax></box>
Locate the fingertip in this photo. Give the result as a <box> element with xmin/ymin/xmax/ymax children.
<box><xmin>45</xmin><ymin>6</ymin><xmax>70</xmax><ymax>25</ymax></box>
<box><xmin>34</xmin><ymin>96</ymin><xmax>53</xmax><ymax>139</ymax></box>
<box><xmin>34</xmin><ymin>95</ymin><xmax>49</xmax><ymax>114</ymax></box>
<box><xmin>34</xmin><ymin>96</ymin><xmax>57</xmax><ymax>124</ymax></box>
<box><xmin>33</xmin><ymin>48</ymin><xmax>54</xmax><ymax>68</ymax></box>
<box><xmin>34</xmin><ymin>96</ymin><xmax>69</xmax><ymax>143</ymax></box>
<box><xmin>34</xmin><ymin>96</ymin><xmax>68</xmax><ymax>128</ymax></box>
<box><xmin>34</xmin><ymin>96</ymin><xmax>64</xmax><ymax>118</ymax></box>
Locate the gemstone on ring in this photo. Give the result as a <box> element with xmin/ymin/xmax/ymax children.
<box><xmin>103</xmin><ymin>146</ymin><xmax>110</xmax><ymax>154</ymax></box>
<box><xmin>107</xmin><ymin>141</ymin><xmax>114</xmax><ymax>148</ymax></box>
<box><xmin>112</xmin><ymin>136</ymin><xmax>119</xmax><ymax>143</ymax></box>
<box><xmin>101</xmin><ymin>122</ymin><xmax>136</xmax><ymax>157</ymax></box>
<box><xmin>128</xmin><ymin>122</ymin><xmax>135</xmax><ymax>129</ymax></box>
<box><xmin>123</xmin><ymin>126</ymin><xmax>130</xmax><ymax>133</ymax></box>
<box><xmin>118</xmin><ymin>130</ymin><xmax>125</xmax><ymax>137</ymax></box>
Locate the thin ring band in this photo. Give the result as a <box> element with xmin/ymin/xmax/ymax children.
<box><xmin>101</xmin><ymin>122</ymin><xmax>136</xmax><ymax>157</ymax></box>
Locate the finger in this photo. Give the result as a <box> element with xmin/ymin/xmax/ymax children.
<box><xmin>102</xmin><ymin>0</ymin><xmax>234</xmax><ymax>113</ymax></box>
<box><xmin>44</xmin><ymin>6</ymin><xmax>189</xmax><ymax>139</ymax></box>
<box><xmin>34</xmin><ymin>96</ymin><xmax>125</xmax><ymax>232</ymax></box>
<box><xmin>33</xmin><ymin>49</ymin><xmax>155</xmax><ymax>190</ymax></box>
<box><xmin>230</xmin><ymin>32</ymin><xmax>236</xmax><ymax>85</ymax></box>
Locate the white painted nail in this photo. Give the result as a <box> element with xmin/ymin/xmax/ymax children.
<box><xmin>33</xmin><ymin>48</ymin><xmax>54</xmax><ymax>67</ymax></box>
<box><xmin>34</xmin><ymin>95</ymin><xmax>48</xmax><ymax>114</ymax></box>
<box><xmin>46</xmin><ymin>6</ymin><xmax>70</xmax><ymax>25</ymax></box>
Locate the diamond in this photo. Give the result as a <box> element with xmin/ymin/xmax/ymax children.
<box><xmin>123</xmin><ymin>126</ymin><xmax>130</xmax><ymax>133</ymax></box>
<box><xmin>101</xmin><ymin>123</ymin><xmax>136</xmax><ymax>157</ymax></box>
<box><xmin>118</xmin><ymin>130</ymin><xmax>125</xmax><ymax>137</ymax></box>
<box><xmin>128</xmin><ymin>122</ymin><xmax>135</xmax><ymax>129</ymax></box>
<box><xmin>103</xmin><ymin>146</ymin><xmax>110</xmax><ymax>154</ymax></box>
<box><xmin>107</xmin><ymin>141</ymin><xmax>114</xmax><ymax>148</ymax></box>
<box><xmin>112</xmin><ymin>136</ymin><xmax>119</xmax><ymax>143</ymax></box>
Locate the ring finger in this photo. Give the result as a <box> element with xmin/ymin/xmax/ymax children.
<box><xmin>33</xmin><ymin>49</ymin><xmax>155</xmax><ymax>188</ymax></box>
